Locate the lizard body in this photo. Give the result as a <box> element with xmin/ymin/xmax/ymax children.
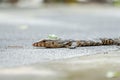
<box><xmin>33</xmin><ymin>38</ymin><xmax>120</xmax><ymax>49</ymax></box>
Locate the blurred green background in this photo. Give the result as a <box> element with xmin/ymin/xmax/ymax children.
<box><xmin>0</xmin><ymin>0</ymin><xmax>120</xmax><ymax>7</ymax></box>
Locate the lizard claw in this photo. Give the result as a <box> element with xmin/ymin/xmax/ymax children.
<box><xmin>69</xmin><ymin>46</ymin><xmax>77</xmax><ymax>49</ymax></box>
<box><xmin>68</xmin><ymin>42</ymin><xmax>77</xmax><ymax>49</ymax></box>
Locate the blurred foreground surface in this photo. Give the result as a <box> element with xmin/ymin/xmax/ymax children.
<box><xmin>0</xmin><ymin>51</ymin><xmax>120</xmax><ymax>80</ymax></box>
<box><xmin>0</xmin><ymin>5</ymin><xmax>120</xmax><ymax>80</ymax></box>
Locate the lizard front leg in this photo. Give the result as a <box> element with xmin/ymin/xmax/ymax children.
<box><xmin>68</xmin><ymin>41</ymin><xmax>78</xmax><ymax>49</ymax></box>
<box><xmin>113</xmin><ymin>38</ymin><xmax>120</xmax><ymax>46</ymax></box>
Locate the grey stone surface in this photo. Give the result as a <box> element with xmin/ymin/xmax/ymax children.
<box><xmin>0</xmin><ymin>5</ymin><xmax>120</xmax><ymax>67</ymax></box>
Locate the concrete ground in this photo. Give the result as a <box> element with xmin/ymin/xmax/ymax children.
<box><xmin>0</xmin><ymin>51</ymin><xmax>120</xmax><ymax>80</ymax></box>
<box><xmin>0</xmin><ymin>4</ymin><xmax>120</xmax><ymax>80</ymax></box>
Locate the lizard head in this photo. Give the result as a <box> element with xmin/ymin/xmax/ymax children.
<box><xmin>32</xmin><ymin>39</ymin><xmax>64</xmax><ymax>48</ymax></box>
<box><xmin>33</xmin><ymin>40</ymin><xmax>47</xmax><ymax>47</ymax></box>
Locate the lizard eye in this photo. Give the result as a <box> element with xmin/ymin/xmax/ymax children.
<box><xmin>42</xmin><ymin>40</ymin><xmax>46</xmax><ymax>42</ymax></box>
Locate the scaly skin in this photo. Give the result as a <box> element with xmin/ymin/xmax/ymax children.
<box><xmin>33</xmin><ymin>38</ymin><xmax>120</xmax><ymax>49</ymax></box>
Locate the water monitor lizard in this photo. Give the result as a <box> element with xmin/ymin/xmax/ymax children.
<box><xmin>33</xmin><ymin>38</ymin><xmax>120</xmax><ymax>49</ymax></box>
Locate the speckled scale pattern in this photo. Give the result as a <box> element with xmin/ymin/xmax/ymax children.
<box><xmin>33</xmin><ymin>38</ymin><xmax>120</xmax><ymax>48</ymax></box>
